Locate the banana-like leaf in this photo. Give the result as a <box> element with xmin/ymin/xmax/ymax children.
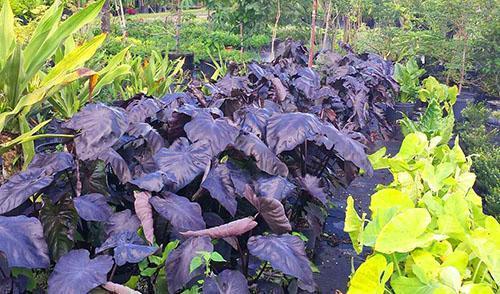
<box><xmin>0</xmin><ymin>0</ymin><xmax>15</xmax><ymax>68</ymax></box>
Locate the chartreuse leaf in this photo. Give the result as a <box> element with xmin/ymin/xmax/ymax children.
<box><xmin>397</xmin><ymin>132</ymin><xmax>428</xmax><ymax>161</ymax></box>
<box><xmin>390</xmin><ymin>276</ymin><xmax>451</xmax><ymax>294</ymax></box>
<box><xmin>347</xmin><ymin>254</ymin><xmax>392</xmax><ymax>294</ymax></box>
<box><xmin>374</xmin><ymin>208</ymin><xmax>431</xmax><ymax>254</ymax></box>
<box><xmin>368</xmin><ymin>147</ymin><xmax>387</xmax><ymax>169</ymax></box>
<box><xmin>410</xmin><ymin>250</ymin><xmax>440</xmax><ymax>283</ymax></box>
<box><xmin>461</xmin><ymin>283</ymin><xmax>494</xmax><ymax>294</ymax></box>
<box><xmin>467</xmin><ymin>216</ymin><xmax>500</xmax><ymax>284</ymax></box>
<box><xmin>344</xmin><ymin>196</ymin><xmax>365</xmax><ymax>254</ymax></box>
<box><xmin>369</xmin><ymin>188</ymin><xmax>414</xmax><ymax>217</ymax></box>
<box><xmin>363</xmin><ymin>207</ymin><xmax>399</xmax><ymax>247</ymax></box>
<box><xmin>441</xmin><ymin>250</ymin><xmax>468</xmax><ymax>276</ymax></box>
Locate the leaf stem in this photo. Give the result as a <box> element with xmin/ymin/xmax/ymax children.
<box><xmin>392</xmin><ymin>253</ymin><xmax>402</xmax><ymax>276</ymax></box>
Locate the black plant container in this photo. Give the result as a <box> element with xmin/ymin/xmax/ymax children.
<box><xmin>453</xmin><ymin>90</ymin><xmax>475</xmax><ymax>121</ymax></box>
<box><xmin>168</xmin><ymin>52</ymin><xmax>195</xmax><ymax>71</ymax></box>
<box><xmin>387</xmin><ymin>102</ymin><xmax>416</xmax><ymax>122</ymax></box>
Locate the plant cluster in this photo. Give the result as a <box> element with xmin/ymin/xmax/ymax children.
<box><xmin>0</xmin><ymin>39</ymin><xmax>407</xmax><ymax>293</ymax></box>
<box><xmin>393</xmin><ymin>58</ymin><xmax>426</xmax><ymax>103</ymax></box>
<box><xmin>345</xmin><ymin>132</ymin><xmax>499</xmax><ymax>293</ymax></box>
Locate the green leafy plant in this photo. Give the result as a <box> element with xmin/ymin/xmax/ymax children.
<box><xmin>122</xmin><ymin>51</ymin><xmax>185</xmax><ymax>98</ymax></box>
<box><xmin>400</xmin><ymin>77</ymin><xmax>458</xmax><ymax>144</ymax></box>
<box><xmin>49</xmin><ymin>44</ymin><xmax>131</xmax><ymax>118</ymax></box>
<box><xmin>189</xmin><ymin>251</ymin><xmax>226</xmax><ymax>276</ymax></box>
<box><xmin>393</xmin><ymin>58</ymin><xmax>425</xmax><ymax>103</ymax></box>
<box><xmin>345</xmin><ymin>132</ymin><xmax>499</xmax><ymax>293</ymax></box>
<box><xmin>0</xmin><ymin>0</ymin><xmax>105</xmax><ymax>167</ymax></box>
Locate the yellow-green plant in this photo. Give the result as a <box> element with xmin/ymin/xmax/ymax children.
<box><xmin>345</xmin><ymin>133</ymin><xmax>499</xmax><ymax>294</ymax></box>
<box><xmin>0</xmin><ymin>0</ymin><xmax>105</xmax><ymax>167</ymax></box>
<box><xmin>122</xmin><ymin>51</ymin><xmax>185</xmax><ymax>98</ymax></box>
<box><xmin>49</xmin><ymin>43</ymin><xmax>131</xmax><ymax>119</ymax></box>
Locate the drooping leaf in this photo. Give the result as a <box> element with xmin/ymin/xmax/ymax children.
<box><xmin>247</xmin><ymin>234</ymin><xmax>314</xmax><ymax>289</ymax></box>
<box><xmin>125</xmin><ymin>97</ymin><xmax>162</xmax><ymax>124</ymax></box>
<box><xmin>244</xmin><ymin>185</ymin><xmax>291</xmax><ymax>234</ymax></box>
<box><xmin>165</xmin><ymin>237</ymin><xmax>213</xmax><ymax>293</ymax></box>
<box><xmin>344</xmin><ymin>196</ymin><xmax>365</xmax><ymax>254</ymax></box>
<box><xmin>127</xmin><ymin>122</ymin><xmax>165</xmax><ymax>154</ymax></box>
<box><xmin>105</xmin><ymin>209</ymin><xmax>141</xmax><ymax>237</ymax></box>
<box><xmin>96</xmin><ymin>231</ymin><xmax>157</xmax><ymax>266</ymax></box>
<box><xmin>234</xmin><ymin>132</ymin><xmax>288</xmax><ymax>177</ymax></box>
<box><xmin>180</xmin><ymin>217</ymin><xmax>257</xmax><ymax>238</ymax></box>
<box><xmin>150</xmin><ymin>193</ymin><xmax>206</xmax><ymax>232</ymax></box>
<box><xmin>73</xmin><ymin>193</ymin><xmax>113</xmax><ymax>222</ymax></box>
<box><xmin>0</xmin><ymin>215</ymin><xmax>50</xmax><ymax>268</ymax></box>
<box><xmin>203</xmin><ymin>270</ymin><xmax>250</xmax><ymax>294</ymax></box>
<box><xmin>201</xmin><ymin>163</ymin><xmax>238</xmax><ymax>216</ymax></box>
<box><xmin>40</xmin><ymin>197</ymin><xmax>78</xmax><ymax>262</ymax></box>
<box><xmin>47</xmin><ymin>249</ymin><xmax>113</xmax><ymax>294</ymax></box>
<box><xmin>28</xmin><ymin>151</ymin><xmax>74</xmax><ymax>175</ymax></box>
<box><xmin>184</xmin><ymin>112</ymin><xmax>239</xmax><ymax>156</ymax></box>
<box><xmin>134</xmin><ymin>191</ymin><xmax>155</xmax><ymax>244</ymax></box>
<box><xmin>63</xmin><ymin>103</ymin><xmax>129</xmax><ymax>161</ymax></box>
<box><xmin>0</xmin><ymin>168</ymin><xmax>53</xmax><ymax>214</ymax></box>
<box><xmin>266</xmin><ymin>112</ymin><xmax>324</xmax><ymax>154</ymax></box>
<box><xmin>154</xmin><ymin>137</ymin><xmax>211</xmax><ymax>191</ymax></box>
<box><xmin>97</xmin><ymin>148</ymin><xmax>132</xmax><ymax>183</ymax></box>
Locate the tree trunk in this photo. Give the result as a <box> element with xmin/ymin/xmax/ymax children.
<box><xmin>101</xmin><ymin>0</ymin><xmax>111</xmax><ymax>33</ymax></box>
<box><xmin>322</xmin><ymin>0</ymin><xmax>332</xmax><ymax>50</ymax></box>
<box><xmin>270</xmin><ymin>0</ymin><xmax>281</xmax><ymax>60</ymax></box>
<box><xmin>308</xmin><ymin>0</ymin><xmax>318</xmax><ymax>67</ymax></box>
<box><xmin>175</xmin><ymin>0</ymin><xmax>182</xmax><ymax>52</ymax></box>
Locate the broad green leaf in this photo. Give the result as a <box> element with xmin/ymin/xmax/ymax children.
<box><xmin>189</xmin><ymin>256</ymin><xmax>203</xmax><ymax>274</ymax></box>
<box><xmin>443</xmin><ymin>192</ymin><xmax>470</xmax><ymax>230</ymax></box>
<box><xmin>347</xmin><ymin>254</ymin><xmax>391</xmax><ymax>294</ymax></box>
<box><xmin>438</xmin><ymin>214</ymin><xmax>467</xmax><ymax>240</ymax></box>
<box><xmin>461</xmin><ymin>283</ymin><xmax>494</xmax><ymax>294</ymax></box>
<box><xmin>438</xmin><ymin>266</ymin><xmax>461</xmax><ymax>292</ymax></box>
<box><xmin>0</xmin><ymin>0</ymin><xmax>15</xmax><ymax>67</ymax></box>
<box><xmin>410</xmin><ymin>250</ymin><xmax>440</xmax><ymax>283</ymax></box>
<box><xmin>441</xmin><ymin>250</ymin><xmax>468</xmax><ymax>276</ymax></box>
<box><xmin>375</xmin><ymin>208</ymin><xmax>431</xmax><ymax>254</ymax></box>
<box><xmin>391</xmin><ymin>276</ymin><xmax>451</xmax><ymax>294</ymax></box>
<box><xmin>397</xmin><ymin>132</ymin><xmax>427</xmax><ymax>161</ymax></box>
<box><xmin>467</xmin><ymin>217</ymin><xmax>500</xmax><ymax>284</ymax></box>
<box><xmin>344</xmin><ymin>196</ymin><xmax>365</xmax><ymax>254</ymax></box>
<box><xmin>370</xmin><ymin>188</ymin><xmax>414</xmax><ymax>217</ymax></box>
<box><xmin>363</xmin><ymin>207</ymin><xmax>399</xmax><ymax>247</ymax></box>
<box><xmin>368</xmin><ymin>147</ymin><xmax>387</xmax><ymax>169</ymax></box>
<box><xmin>210</xmin><ymin>252</ymin><xmax>226</xmax><ymax>262</ymax></box>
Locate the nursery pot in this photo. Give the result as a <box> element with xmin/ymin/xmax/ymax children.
<box><xmin>453</xmin><ymin>90</ymin><xmax>475</xmax><ymax>121</ymax></box>
<box><xmin>168</xmin><ymin>52</ymin><xmax>195</xmax><ymax>71</ymax></box>
<box><xmin>198</xmin><ymin>60</ymin><xmax>216</xmax><ymax>80</ymax></box>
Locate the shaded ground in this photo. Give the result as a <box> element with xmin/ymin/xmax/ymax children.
<box><xmin>313</xmin><ymin>139</ymin><xmax>401</xmax><ymax>293</ymax></box>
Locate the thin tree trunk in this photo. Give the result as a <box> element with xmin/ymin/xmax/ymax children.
<box><xmin>322</xmin><ymin>0</ymin><xmax>332</xmax><ymax>50</ymax></box>
<box><xmin>240</xmin><ymin>22</ymin><xmax>244</xmax><ymax>54</ymax></box>
<box><xmin>458</xmin><ymin>30</ymin><xmax>468</xmax><ymax>93</ymax></box>
<box><xmin>175</xmin><ymin>0</ymin><xmax>182</xmax><ymax>52</ymax></box>
<box><xmin>101</xmin><ymin>0</ymin><xmax>111</xmax><ymax>33</ymax></box>
<box><xmin>270</xmin><ymin>0</ymin><xmax>281</xmax><ymax>60</ymax></box>
<box><xmin>308</xmin><ymin>0</ymin><xmax>318</xmax><ymax>67</ymax></box>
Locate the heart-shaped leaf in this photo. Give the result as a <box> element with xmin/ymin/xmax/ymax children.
<box><xmin>150</xmin><ymin>193</ymin><xmax>206</xmax><ymax>232</ymax></box>
<box><xmin>74</xmin><ymin>193</ymin><xmax>113</xmax><ymax>222</ymax></box>
<box><xmin>97</xmin><ymin>148</ymin><xmax>132</xmax><ymax>183</ymax></box>
<box><xmin>201</xmin><ymin>163</ymin><xmax>238</xmax><ymax>216</ymax></box>
<box><xmin>298</xmin><ymin>175</ymin><xmax>328</xmax><ymax>206</ymax></box>
<box><xmin>247</xmin><ymin>234</ymin><xmax>314</xmax><ymax>289</ymax></box>
<box><xmin>0</xmin><ymin>168</ymin><xmax>53</xmax><ymax>214</ymax></box>
<box><xmin>47</xmin><ymin>249</ymin><xmax>113</xmax><ymax>294</ymax></box>
<box><xmin>105</xmin><ymin>209</ymin><xmax>141</xmax><ymax>237</ymax></box>
<box><xmin>154</xmin><ymin>137</ymin><xmax>211</xmax><ymax>191</ymax></box>
<box><xmin>203</xmin><ymin>270</ymin><xmax>250</xmax><ymax>294</ymax></box>
<box><xmin>63</xmin><ymin>103</ymin><xmax>129</xmax><ymax>161</ymax></box>
<box><xmin>184</xmin><ymin>112</ymin><xmax>239</xmax><ymax>156</ymax></box>
<box><xmin>130</xmin><ymin>171</ymin><xmax>175</xmax><ymax>192</ymax></box>
<box><xmin>254</xmin><ymin>175</ymin><xmax>296</xmax><ymax>201</ymax></box>
<box><xmin>28</xmin><ymin>152</ymin><xmax>74</xmax><ymax>175</ymax></box>
<box><xmin>244</xmin><ymin>186</ymin><xmax>291</xmax><ymax>234</ymax></box>
<box><xmin>96</xmin><ymin>231</ymin><xmax>157</xmax><ymax>266</ymax></box>
<box><xmin>234</xmin><ymin>132</ymin><xmax>288</xmax><ymax>177</ymax></box>
<box><xmin>0</xmin><ymin>215</ymin><xmax>49</xmax><ymax>268</ymax></box>
<box><xmin>166</xmin><ymin>237</ymin><xmax>213</xmax><ymax>293</ymax></box>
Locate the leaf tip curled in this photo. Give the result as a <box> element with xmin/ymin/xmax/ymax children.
<box><xmin>133</xmin><ymin>191</ymin><xmax>155</xmax><ymax>245</ymax></box>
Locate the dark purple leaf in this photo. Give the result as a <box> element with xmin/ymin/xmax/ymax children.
<box><xmin>266</xmin><ymin>112</ymin><xmax>323</xmax><ymax>154</ymax></box>
<box><xmin>298</xmin><ymin>175</ymin><xmax>327</xmax><ymax>205</ymax></box>
<box><xmin>203</xmin><ymin>270</ymin><xmax>249</xmax><ymax>294</ymax></box>
<box><xmin>0</xmin><ymin>216</ymin><xmax>49</xmax><ymax>268</ymax></box>
<box><xmin>63</xmin><ymin>103</ymin><xmax>129</xmax><ymax>161</ymax></box>
<box><xmin>234</xmin><ymin>132</ymin><xmax>288</xmax><ymax>177</ymax></box>
<box><xmin>244</xmin><ymin>186</ymin><xmax>291</xmax><ymax>234</ymax></box>
<box><xmin>96</xmin><ymin>231</ymin><xmax>157</xmax><ymax>266</ymax></box>
<box><xmin>293</xmin><ymin>68</ymin><xmax>320</xmax><ymax>98</ymax></box>
<box><xmin>74</xmin><ymin>193</ymin><xmax>113</xmax><ymax>222</ymax></box>
<box><xmin>201</xmin><ymin>163</ymin><xmax>238</xmax><ymax>216</ymax></box>
<box><xmin>130</xmin><ymin>171</ymin><xmax>175</xmax><ymax>192</ymax></box>
<box><xmin>105</xmin><ymin>209</ymin><xmax>141</xmax><ymax>237</ymax></box>
<box><xmin>97</xmin><ymin>148</ymin><xmax>132</xmax><ymax>183</ymax></box>
<box><xmin>47</xmin><ymin>249</ymin><xmax>113</xmax><ymax>294</ymax></box>
<box><xmin>184</xmin><ymin>112</ymin><xmax>239</xmax><ymax>156</ymax></box>
<box><xmin>150</xmin><ymin>193</ymin><xmax>206</xmax><ymax>232</ymax></box>
<box><xmin>247</xmin><ymin>234</ymin><xmax>315</xmax><ymax>289</ymax></box>
<box><xmin>127</xmin><ymin>122</ymin><xmax>165</xmax><ymax>154</ymax></box>
<box><xmin>233</xmin><ymin>106</ymin><xmax>273</xmax><ymax>139</ymax></box>
<box><xmin>0</xmin><ymin>168</ymin><xmax>53</xmax><ymax>215</ymax></box>
<box><xmin>166</xmin><ymin>237</ymin><xmax>213</xmax><ymax>293</ymax></box>
<box><xmin>28</xmin><ymin>152</ymin><xmax>74</xmax><ymax>175</ymax></box>
<box><xmin>254</xmin><ymin>175</ymin><xmax>295</xmax><ymax>201</ymax></box>
<box><xmin>154</xmin><ymin>138</ymin><xmax>211</xmax><ymax>191</ymax></box>
<box><xmin>125</xmin><ymin>98</ymin><xmax>162</xmax><ymax>123</ymax></box>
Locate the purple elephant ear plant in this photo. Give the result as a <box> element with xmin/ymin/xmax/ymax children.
<box><xmin>0</xmin><ymin>41</ymin><xmax>398</xmax><ymax>293</ymax></box>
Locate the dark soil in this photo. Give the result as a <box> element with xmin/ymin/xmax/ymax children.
<box><xmin>313</xmin><ymin>139</ymin><xmax>401</xmax><ymax>293</ymax></box>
